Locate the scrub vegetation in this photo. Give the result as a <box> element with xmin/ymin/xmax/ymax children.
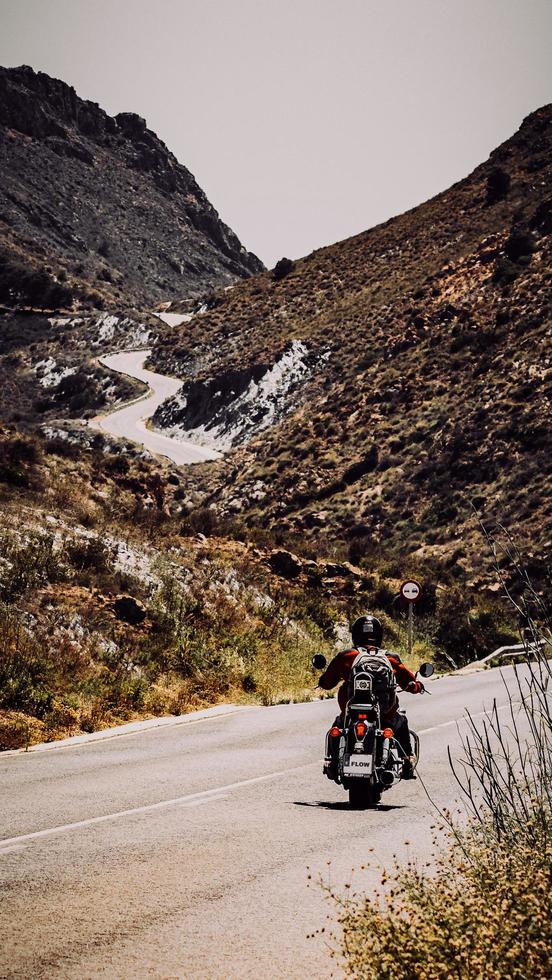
<box><xmin>0</xmin><ymin>424</ymin><xmax>524</xmax><ymax>750</ymax></box>
<box><xmin>0</xmin><ymin>94</ymin><xmax>549</xmax><ymax>765</ymax></box>
<box><xmin>152</xmin><ymin>105</ymin><xmax>552</xmax><ymax>581</ymax></box>
<box><xmin>332</xmin><ymin>553</ymin><xmax>552</xmax><ymax>979</ymax></box>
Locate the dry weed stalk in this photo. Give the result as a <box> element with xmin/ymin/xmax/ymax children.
<box><xmin>332</xmin><ymin>526</ymin><xmax>552</xmax><ymax>978</ymax></box>
<box><xmin>448</xmin><ymin>523</ymin><xmax>551</xmax><ymax>843</ymax></box>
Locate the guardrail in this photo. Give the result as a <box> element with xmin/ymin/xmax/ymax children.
<box><xmin>474</xmin><ymin>638</ymin><xmax>549</xmax><ymax>667</ymax></box>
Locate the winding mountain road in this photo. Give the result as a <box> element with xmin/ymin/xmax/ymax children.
<box><xmin>0</xmin><ymin>665</ymin><xmax>527</xmax><ymax>979</ymax></box>
<box><xmin>92</xmin><ymin>349</ymin><xmax>221</xmax><ymax>465</ymax></box>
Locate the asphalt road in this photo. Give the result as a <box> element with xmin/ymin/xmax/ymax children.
<box><xmin>92</xmin><ymin>350</ymin><xmax>221</xmax><ymax>465</ymax></box>
<box><xmin>0</xmin><ymin>666</ymin><xmax>523</xmax><ymax>979</ymax></box>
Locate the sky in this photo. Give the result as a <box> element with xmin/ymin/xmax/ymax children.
<box><xmin>1</xmin><ymin>0</ymin><xmax>551</xmax><ymax>267</ymax></box>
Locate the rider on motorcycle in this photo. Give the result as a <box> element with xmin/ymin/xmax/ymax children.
<box><xmin>318</xmin><ymin>614</ymin><xmax>423</xmax><ymax>779</ymax></box>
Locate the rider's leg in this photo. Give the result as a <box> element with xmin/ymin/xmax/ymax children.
<box><xmin>324</xmin><ymin>715</ymin><xmax>343</xmax><ymax>779</ymax></box>
<box><xmin>393</xmin><ymin>711</ymin><xmax>413</xmax><ymax>756</ymax></box>
<box><xmin>393</xmin><ymin>712</ymin><xmax>416</xmax><ymax>778</ymax></box>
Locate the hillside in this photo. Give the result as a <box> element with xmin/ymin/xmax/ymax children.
<box><xmin>150</xmin><ymin>105</ymin><xmax>552</xmax><ymax>579</ymax></box>
<box><xmin>1</xmin><ymin>99</ymin><xmax>551</xmax><ymax>750</ymax></box>
<box><xmin>0</xmin><ymin>65</ymin><xmax>262</xmax><ymax>310</ymax></box>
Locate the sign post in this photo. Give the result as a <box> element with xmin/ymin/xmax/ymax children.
<box><xmin>400</xmin><ymin>580</ymin><xmax>421</xmax><ymax>660</ymax></box>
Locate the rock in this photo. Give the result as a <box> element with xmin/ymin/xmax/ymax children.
<box><xmin>321</xmin><ymin>560</ymin><xmax>365</xmax><ymax>579</ymax></box>
<box><xmin>112</xmin><ymin>594</ymin><xmax>147</xmax><ymax>625</ymax></box>
<box><xmin>268</xmin><ymin>549</ymin><xmax>303</xmax><ymax>579</ymax></box>
<box><xmin>0</xmin><ymin>65</ymin><xmax>263</xmax><ymax>309</ymax></box>
<box><xmin>482</xmin><ymin>582</ymin><xmax>503</xmax><ymax>594</ymax></box>
<box><xmin>530</xmin><ymin>197</ymin><xmax>552</xmax><ymax>235</ymax></box>
<box><xmin>115</xmin><ymin>111</ymin><xmax>148</xmax><ymax>140</ymax></box>
<box><xmin>303</xmin><ymin>559</ymin><xmax>322</xmax><ymax>579</ymax></box>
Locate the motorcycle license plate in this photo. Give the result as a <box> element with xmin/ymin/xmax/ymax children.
<box><xmin>343</xmin><ymin>755</ymin><xmax>373</xmax><ymax>777</ymax></box>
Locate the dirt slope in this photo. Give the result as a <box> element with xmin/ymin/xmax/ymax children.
<box><xmin>151</xmin><ymin>105</ymin><xmax>552</xmax><ymax>573</ymax></box>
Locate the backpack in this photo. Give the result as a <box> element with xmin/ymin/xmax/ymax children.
<box><xmin>347</xmin><ymin>647</ymin><xmax>397</xmax><ymax>712</ymax></box>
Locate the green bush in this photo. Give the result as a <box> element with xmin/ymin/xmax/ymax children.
<box><xmin>0</xmin><ymin>530</ymin><xmax>61</xmax><ymax>602</ymax></box>
<box><xmin>66</xmin><ymin>537</ymin><xmax>113</xmax><ymax>575</ymax></box>
<box><xmin>0</xmin><ymin>435</ymin><xmax>42</xmax><ymax>487</ymax></box>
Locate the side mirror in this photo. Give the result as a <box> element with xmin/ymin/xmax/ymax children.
<box><xmin>312</xmin><ymin>654</ymin><xmax>327</xmax><ymax>671</ymax></box>
<box><xmin>418</xmin><ymin>662</ymin><xmax>434</xmax><ymax>678</ymax></box>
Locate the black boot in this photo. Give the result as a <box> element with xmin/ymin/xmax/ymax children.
<box><xmin>402</xmin><ymin>756</ymin><xmax>417</xmax><ymax>780</ymax></box>
<box><xmin>394</xmin><ymin>713</ymin><xmax>416</xmax><ymax>779</ymax></box>
<box><xmin>323</xmin><ymin>759</ymin><xmax>337</xmax><ymax>780</ymax></box>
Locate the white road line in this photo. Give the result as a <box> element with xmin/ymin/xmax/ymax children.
<box><xmin>419</xmin><ymin>720</ymin><xmax>457</xmax><ymax>734</ymax></box>
<box><xmin>418</xmin><ymin>699</ymin><xmax>514</xmax><ymax>735</ymax></box>
<box><xmin>178</xmin><ymin>794</ymin><xmax>229</xmax><ymax>809</ymax></box>
<box><xmin>0</xmin><ymin>764</ymin><xmax>316</xmax><ymax>850</ymax></box>
<box><xmin>0</xmin><ymin>701</ymin><xmax>517</xmax><ymax>852</ymax></box>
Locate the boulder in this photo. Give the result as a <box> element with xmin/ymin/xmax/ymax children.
<box><xmin>303</xmin><ymin>559</ymin><xmax>322</xmax><ymax>579</ymax></box>
<box><xmin>112</xmin><ymin>594</ymin><xmax>147</xmax><ymax>625</ymax></box>
<box><xmin>268</xmin><ymin>549</ymin><xmax>303</xmax><ymax>579</ymax></box>
<box><xmin>321</xmin><ymin>560</ymin><xmax>365</xmax><ymax>579</ymax></box>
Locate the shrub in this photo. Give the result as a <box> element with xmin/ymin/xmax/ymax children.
<box><xmin>54</xmin><ymin>370</ymin><xmax>105</xmax><ymax>414</ymax></box>
<box><xmin>273</xmin><ymin>257</ymin><xmax>295</xmax><ymax>281</ymax></box>
<box><xmin>485</xmin><ymin>167</ymin><xmax>510</xmax><ymax>205</ymax></box>
<box><xmin>334</xmin><ymin>536</ymin><xmax>552</xmax><ymax>978</ymax></box>
<box><xmin>66</xmin><ymin>537</ymin><xmax>113</xmax><ymax>575</ymax></box>
<box><xmin>0</xmin><ymin>710</ymin><xmax>46</xmax><ymax>750</ymax></box>
<box><xmin>104</xmin><ymin>453</ymin><xmax>130</xmax><ymax>475</ymax></box>
<box><xmin>0</xmin><ymin>435</ymin><xmax>42</xmax><ymax>487</ymax></box>
<box><xmin>0</xmin><ymin>530</ymin><xmax>60</xmax><ymax>602</ymax></box>
<box><xmin>336</xmin><ymin>822</ymin><xmax>551</xmax><ymax>980</ymax></box>
<box><xmin>504</xmin><ymin>228</ymin><xmax>536</xmax><ymax>263</ymax></box>
<box><xmin>180</xmin><ymin>506</ymin><xmax>220</xmax><ymax>537</ymax></box>
<box><xmin>432</xmin><ymin>588</ymin><xmax>511</xmax><ymax>665</ymax></box>
<box><xmin>0</xmin><ymin>605</ymin><xmax>57</xmax><ymax>717</ymax></box>
<box><xmin>44</xmin><ymin>436</ymin><xmax>80</xmax><ymax>459</ymax></box>
<box><xmin>0</xmin><ymin>249</ymin><xmax>74</xmax><ymax>309</ymax></box>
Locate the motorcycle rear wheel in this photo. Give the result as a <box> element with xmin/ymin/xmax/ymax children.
<box><xmin>348</xmin><ymin>778</ymin><xmax>381</xmax><ymax>809</ymax></box>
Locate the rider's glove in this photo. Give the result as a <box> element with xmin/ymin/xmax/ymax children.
<box><xmin>406</xmin><ymin>680</ymin><xmax>419</xmax><ymax>693</ymax></box>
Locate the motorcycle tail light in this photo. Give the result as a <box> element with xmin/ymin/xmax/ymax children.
<box><xmin>358</xmin><ymin>713</ymin><xmax>367</xmax><ymax>719</ymax></box>
<box><xmin>329</xmin><ymin>726</ymin><xmax>341</xmax><ymax>737</ymax></box>
<box><xmin>355</xmin><ymin>722</ymin><xmax>367</xmax><ymax>738</ymax></box>
<box><xmin>382</xmin><ymin>727</ymin><xmax>394</xmax><ymax>739</ymax></box>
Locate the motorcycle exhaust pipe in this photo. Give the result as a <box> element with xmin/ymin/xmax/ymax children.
<box><xmin>380</xmin><ymin>770</ymin><xmax>395</xmax><ymax>787</ymax></box>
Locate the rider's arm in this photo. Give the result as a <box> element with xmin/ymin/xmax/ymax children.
<box><xmin>318</xmin><ymin>652</ymin><xmax>347</xmax><ymax>690</ymax></box>
<box><xmin>391</xmin><ymin>657</ymin><xmax>424</xmax><ymax>694</ymax></box>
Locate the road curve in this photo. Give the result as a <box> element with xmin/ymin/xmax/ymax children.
<box><xmin>0</xmin><ymin>665</ymin><xmax>528</xmax><ymax>979</ymax></box>
<box><xmin>92</xmin><ymin>349</ymin><xmax>222</xmax><ymax>465</ymax></box>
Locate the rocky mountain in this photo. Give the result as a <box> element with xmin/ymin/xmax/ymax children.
<box><xmin>151</xmin><ymin>105</ymin><xmax>552</xmax><ymax>578</ymax></box>
<box><xmin>0</xmin><ymin>66</ymin><xmax>263</xmax><ymax>309</ymax></box>
<box><xmin>1</xmin><ymin>98</ymin><xmax>549</xmax><ymax>752</ymax></box>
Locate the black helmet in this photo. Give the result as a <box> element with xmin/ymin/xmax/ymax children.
<box><xmin>351</xmin><ymin>615</ymin><xmax>383</xmax><ymax>648</ymax></box>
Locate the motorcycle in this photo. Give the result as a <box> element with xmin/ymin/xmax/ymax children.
<box><xmin>312</xmin><ymin>654</ymin><xmax>434</xmax><ymax>809</ymax></box>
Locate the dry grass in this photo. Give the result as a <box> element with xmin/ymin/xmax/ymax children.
<box><xmin>150</xmin><ymin>106</ymin><xmax>552</xmax><ymax>574</ymax></box>
<box><xmin>338</xmin><ymin>821</ymin><xmax>551</xmax><ymax>980</ymax></box>
<box><xmin>333</xmin><ymin>539</ymin><xmax>552</xmax><ymax>979</ymax></box>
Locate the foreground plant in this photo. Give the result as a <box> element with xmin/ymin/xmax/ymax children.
<box><xmin>334</xmin><ymin>531</ymin><xmax>552</xmax><ymax>978</ymax></box>
<box><xmin>339</xmin><ymin>818</ymin><xmax>551</xmax><ymax>980</ymax></box>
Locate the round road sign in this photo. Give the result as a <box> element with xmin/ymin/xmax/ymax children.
<box><xmin>401</xmin><ymin>580</ymin><xmax>421</xmax><ymax>603</ymax></box>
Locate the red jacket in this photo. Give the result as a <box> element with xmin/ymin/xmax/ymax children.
<box><xmin>318</xmin><ymin>648</ymin><xmax>422</xmax><ymax>718</ymax></box>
